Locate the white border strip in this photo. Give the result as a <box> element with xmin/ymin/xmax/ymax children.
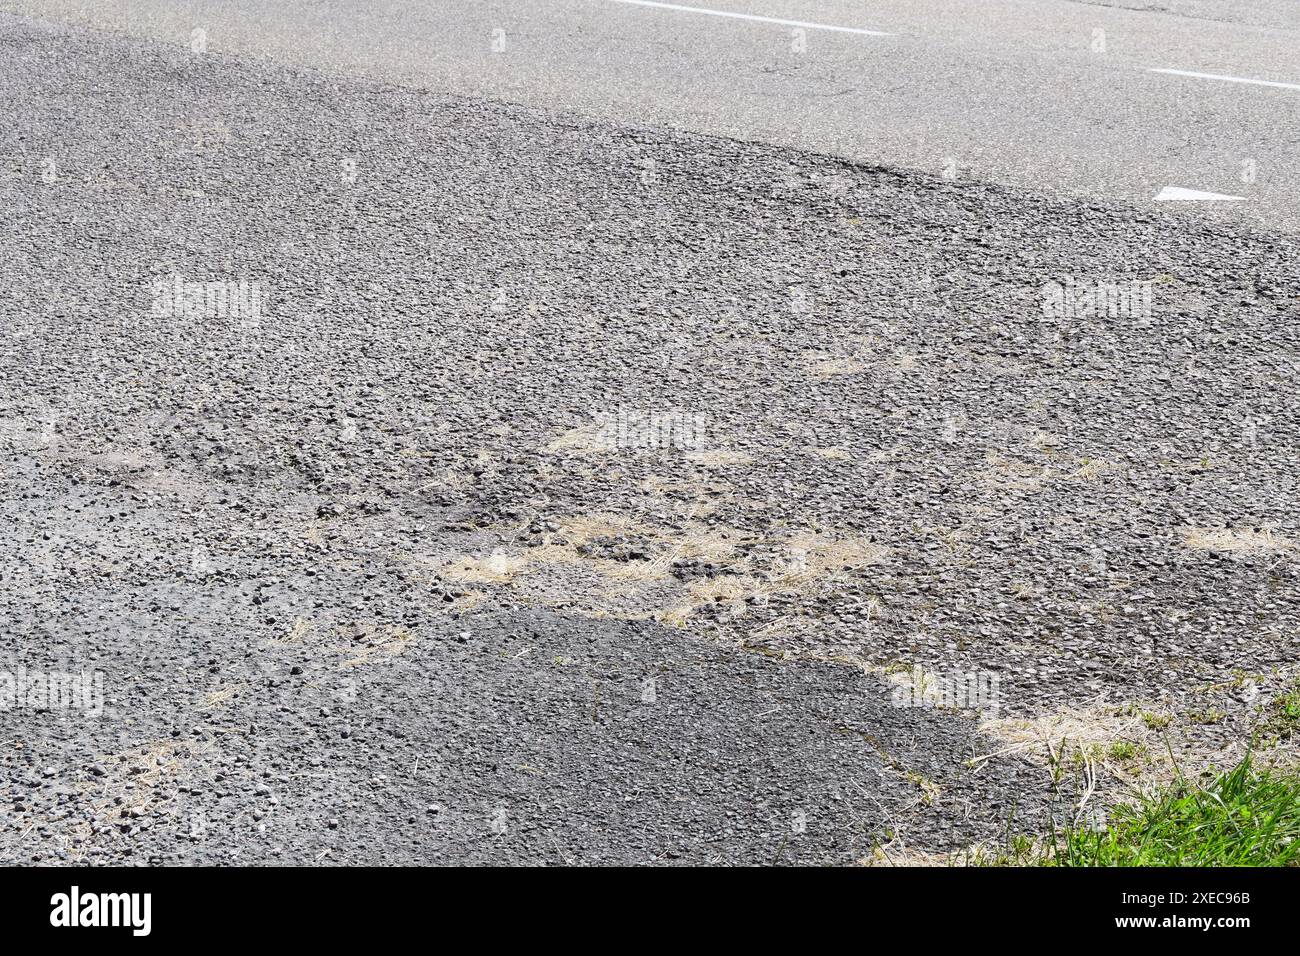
<box><xmin>1149</xmin><ymin>68</ymin><xmax>1300</xmax><ymax>92</ymax></box>
<box><xmin>599</xmin><ymin>0</ymin><xmax>894</xmax><ymax>37</ymax></box>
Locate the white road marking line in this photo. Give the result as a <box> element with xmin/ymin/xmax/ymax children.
<box><xmin>1148</xmin><ymin>68</ymin><xmax>1300</xmax><ymax>92</ymax></box>
<box><xmin>598</xmin><ymin>0</ymin><xmax>894</xmax><ymax>36</ymax></box>
<box><xmin>1154</xmin><ymin>186</ymin><xmax>1246</xmax><ymax>202</ymax></box>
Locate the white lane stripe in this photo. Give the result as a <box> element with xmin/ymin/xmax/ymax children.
<box><xmin>1149</xmin><ymin>68</ymin><xmax>1300</xmax><ymax>92</ymax></box>
<box><xmin>599</xmin><ymin>0</ymin><xmax>894</xmax><ymax>36</ymax></box>
<box><xmin>1154</xmin><ymin>186</ymin><xmax>1246</xmax><ymax>202</ymax></box>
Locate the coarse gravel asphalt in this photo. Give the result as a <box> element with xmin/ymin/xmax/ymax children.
<box><xmin>1</xmin><ymin>11</ymin><xmax>1297</xmax><ymax>864</ymax></box>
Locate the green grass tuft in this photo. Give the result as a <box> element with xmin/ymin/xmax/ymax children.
<box><xmin>981</xmin><ymin>755</ymin><xmax>1300</xmax><ymax>866</ymax></box>
<box><xmin>1057</xmin><ymin>756</ymin><xmax>1300</xmax><ymax>866</ymax></box>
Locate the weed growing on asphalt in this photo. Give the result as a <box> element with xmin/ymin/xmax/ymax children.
<box><xmin>1104</xmin><ymin>740</ymin><xmax>1141</xmax><ymax>763</ymax></box>
<box><xmin>1255</xmin><ymin>679</ymin><xmax>1300</xmax><ymax>745</ymax></box>
<box><xmin>1141</xmin><ymin>712</ymin><xmax>1171</xmax><ymax>730</ymax></box>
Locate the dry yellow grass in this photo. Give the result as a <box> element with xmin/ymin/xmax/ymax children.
<box><xmin>80</xmin><ymin>738</ymin><xmax>216</xmax><ymax>824</ymax></box>
<box><xmin>441</xmin><ymin>549</ymin><xmax>531</xmax><ymax>584</ymax></box>
<box><xmin>810</xmin><ymin>446</ymin><xmax>852</xmax><ymax>460</ymax></box>
<box><xmin>544</xmin><ymin>423</ymin><xmax>611</xmax><ymax>454</ymax></box>
<box><xmin>274</xmin><ymin>616</ymin><xmax>313</xmax><ymax>645</ymax></box>
<box><xmin>1183</xmin><ymin>526</ymin><xmax>1293</xmax><ymax>556</ymax></box>
<box><xmin>885</xmin><ymin>663</ymin><xmax>944</xmax><ymax>699</ymax></box>
<box><xmin>978</xmin><ymin>704</ymin><xmax>1147</xmax><ymax>767</ymax></box>
<box><xmin>653</xmin><ymin>532</ymin><xmax>887</xmax><ymax>625</ymax></box>
<box><xmin>429</xmin><ymin>512</ymin><xmax>888</xmax><ymax>628</ymax></box>
<box><xmin>977</xmin><ymin>452</ymin><xmax>1053</xmax><ymax>493</ymax></box>
<box><xmin>807</xmin><ymin>356</ymin><xmax>868</xmax><ymax>381</ymax></box>
<box><xmin>555</xmin><ymin>512</ymin><xmax>655</xmax><ymax>544</ymax></box>
<box><xmin>861</xmin><ymin>844</ymin><xmax>960</xmax><ymax>867</ymax></box>
<box><xmin>975</xmin><ymin>700</ymin><xmax>1249</xmax><ymax>788</ymax></box>
<box><xmin>267</xmin><ymin>615</ymin><xmax>424</xmax><ymax>670</ymax></box>
<box><xmin>335</xmin><ymin>621</ymin><xmax>416</xmax><ymax>668</ymax></box>
<box><xmin>1071</xmin><ymin>457</ymin><xmax>1109</xmax><ymax>481</ymax></box>
<box><xmin>443</xmin><ymin>590</ymin><xmax>487</xmax><ymax>615</ymax></box>
<box><xmin>203</xmin><ymin>684</ymin><xmax>245</xmax><ymax>707</ymax></box>
<box><xmin>655</xmin><ymin>604</ymin><xmax>696</xmax><ymax>628</ymax></box>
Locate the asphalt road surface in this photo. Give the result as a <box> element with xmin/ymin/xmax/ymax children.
<box><xmin>1</xmin><ymin>5</ymin><xmax>1297</xmax><ymax>865</ymax></box>
<box><xmin>4</xmin><ymin>0</ymin><xmax>1300</xmax><ymax>232</ymax></box>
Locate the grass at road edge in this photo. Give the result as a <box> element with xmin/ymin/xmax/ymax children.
<box><xmin>980</xmin><ymin>755</ymin><xmax>1300</xmax><ymax>866</ymax></box>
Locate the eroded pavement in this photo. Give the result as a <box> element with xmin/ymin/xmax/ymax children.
<box><xmin>1</xmin><ymin>13</ymin><xmax>1297</xmax><ymax>864</ymax></box>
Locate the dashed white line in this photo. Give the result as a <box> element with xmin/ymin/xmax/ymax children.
<box><xmin>598</xmin><ymin>0</ymin><xmax>894</xmax><ymax>37</ymax></box>
<box><xmin>1148</xmin><ymin>68</ymin><xmax>1300</xmax><ymax>92</ymax></box>
<box><xmin>1154</xmin><ymin>186</ymin><xmax>1245</xmax><ymax>202</ymax></box>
